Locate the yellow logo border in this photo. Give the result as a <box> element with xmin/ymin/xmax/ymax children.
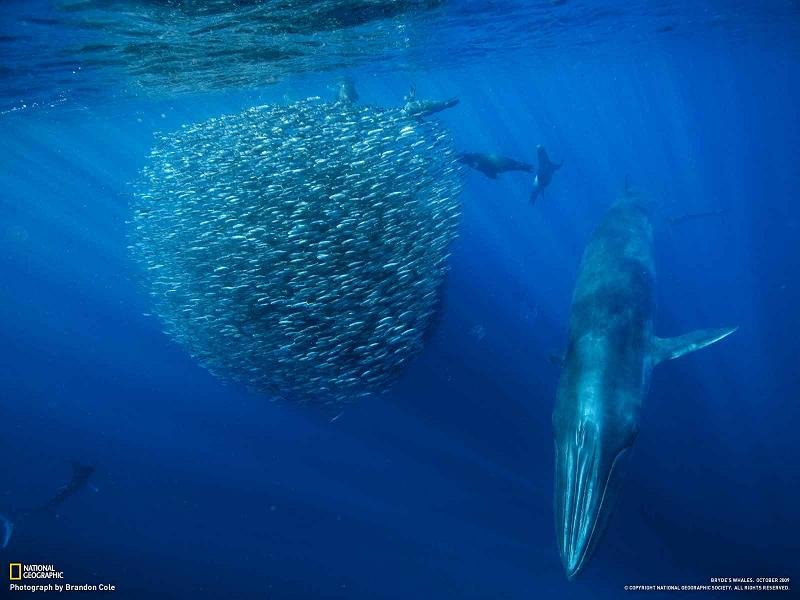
<box><xmin>9</xmin><ymin>563</ymin><xmax>22</xmax><ymax>580</ymax></box>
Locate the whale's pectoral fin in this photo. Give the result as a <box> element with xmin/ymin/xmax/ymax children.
<box><xmin>652</xmin><ymin>326</ymin><xmax>738</xmax><ymax>364</ymax></box>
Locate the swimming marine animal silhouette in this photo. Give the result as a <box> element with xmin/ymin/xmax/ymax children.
<box><xmin>552</xmin><ymin>189</ymin><xmax>736</xmax><ymax>578</ymax></box>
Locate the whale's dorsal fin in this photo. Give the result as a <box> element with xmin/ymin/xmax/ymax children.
<box><xmin>652</xmin><ymin>326</ymin><xmax>738</xmax><ymax>364</ymax></box>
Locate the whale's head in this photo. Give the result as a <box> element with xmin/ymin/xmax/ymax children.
<box><xmin>552</xmin><ymin>386</ymin><xmax>639</xmax><ymax>580</ymax></box>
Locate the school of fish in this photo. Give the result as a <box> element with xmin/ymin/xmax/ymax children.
<box><xmin>130</xmin><ymin>97</ymin><xmax>462</xmax><ymax>404</ymax></box>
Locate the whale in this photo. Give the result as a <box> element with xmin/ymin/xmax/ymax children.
<box><xmin>552</xmin><ymin>190</ymin><xmax>736</xmax><ymax>579</ymax></box>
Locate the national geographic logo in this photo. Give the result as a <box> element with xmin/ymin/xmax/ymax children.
<box><xmin>9</xmin><ymin>563</ymin><xmax>64</xmax><ymax>580</ymax></box>
<box><xmin>8</xmin><ymin>563</ymin><xmax>117</xmax><ymax>593</ymax></box>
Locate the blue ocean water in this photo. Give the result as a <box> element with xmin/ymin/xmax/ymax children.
<box><xmin>1</xmin><ymin>1</ymin><xmax>799</xmax><ymax>598</ymax></box>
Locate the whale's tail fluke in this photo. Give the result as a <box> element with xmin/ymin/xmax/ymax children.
<box><xmin>0</xmin><ymin>514</ymin><xmax>13</xmax><ymax>549</ymax></box>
